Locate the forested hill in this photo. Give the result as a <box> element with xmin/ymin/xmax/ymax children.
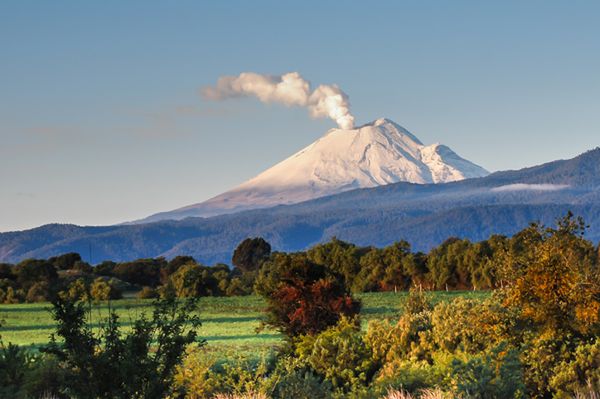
<box><xmin>1</xmin><ymin>148</ymin><xmax>600</xmax><ymax>264</ymax></box>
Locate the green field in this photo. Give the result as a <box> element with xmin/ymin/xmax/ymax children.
<box><xmin>0</xmin><ymin>291</ymin><xmax>488</xmax><ymax>359</ymax></box>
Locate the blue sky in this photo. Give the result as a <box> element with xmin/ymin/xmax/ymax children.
<box><xmin>1</xmin><ymin>1</ymin><xmax>599</xmax><ymax>231</ymax></box>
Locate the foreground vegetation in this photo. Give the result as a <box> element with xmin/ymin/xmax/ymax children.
<box><xmin>0</xmin><ymin>291</ymin><xmax>483</xmax><ymax>351</ymax></box>
<box><xmin>1</xmin><ymin>213</ymin><xmax>600</xmax><ymax>398</ymax></box>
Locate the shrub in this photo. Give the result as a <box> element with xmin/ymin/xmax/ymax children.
<box><xmin>25</xmin><ymin>281</ymin><xmax>51</xmax><ymax>303</ymax></box>
<box><xmin>21</xmin><ymin>354</ymin><xmax>67</xmax><ymax>399</ymax></box>
<box><xmin>173</xmin><ymin>347</ymin><xmax>220</xmax><ymax>398</ymax></box>
<box><xmin>447</xmin><ymin>343</ymin><xmax>525</xmax><ymax>399</ymax></box>
<box><xmin>174</xmin><ymin>349</ymin><xmax>272</xmax><ymax>398</ymax></box>
<box><xmin>295</xmin><ymin>316</ymin><xmax>374</xmax><ymax>393</ymax></box>
<box><xmin>430</xmin><ymin>298</ymin><xmax>492</xmax><ymax>354</ymax></box>
<box><xmin>43</xmin><ymin>296</ymin><xmax>202</xmax><ymax>398</ymax></box>
<box><xmin>404</xmin><ymin>288</ymin><xmax>432</xmax><ymax>315</ymax></box>
<box><xmin>61</xmin><ymin>278</ymin><xmax>90</xmax><ymax>302</ymax></box>
<box><xmin>271</xmin><ymin>369</ymin><xmax>331</xmax><ymax>399</ymax></box>
<box><xmin>89</xmin><ymin>277</ymin><xmax>122</xmax><ymax>301</ymax></box>
<box><xmin>382</xmin><ymin>388</ymin><xmax>451</xmax><ymax>399</ymax></box>
<box><xmin>0</xmin><ymin>342</ymin><xmax>31</xmax><ymax>398</ymax></box>
<box><xmin>212</xmin><ymin>393</ymin><xmax>269</xmax><ymax>399</ymax></box>
<box><xmin>112</xmin><ymin>259</ymin><xmax>163</xmax><ymax>287</ymax></box>
<box><xmin>549</xmin><ymin>338</ymin><xmax>600</xmax><ymax>397</ymax></box>
<box><xmin>137</xmin><ymin>286</ymin><xmax>159</xmax><ymax>299</ymax></box>
<box><xmin>0</xmin><ymin>279</ymin><xmax>24</xmax><ymax>304</ymax></box>
<box><xmin>13</xmin><ymin>259</ymin><xmax>57</xmax><ymax>291</ymax></box>
<box><xmin>365</xmin><ymin>310</ymin><xmax>433</xmax><ymax>370</ymax></box>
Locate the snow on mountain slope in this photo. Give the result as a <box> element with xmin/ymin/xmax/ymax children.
<box><xmin>138</xmin><ymin>118</ymin><xmax>489</xmax><ymax>223</ymax></box>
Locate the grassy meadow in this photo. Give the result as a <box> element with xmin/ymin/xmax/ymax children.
<box><xmin>0</xmin><ymin>291</ymin><xmax>488</xmax><ymax>359</ymax></box>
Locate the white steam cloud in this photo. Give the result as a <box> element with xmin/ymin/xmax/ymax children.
<box><xmin>202</xmin><ymin>72</ymin><xmax>355</xmax><ymax>129</ymax></box>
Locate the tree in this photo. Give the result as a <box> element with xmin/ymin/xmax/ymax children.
<box><xmin>112</xmin><ymin>259</ymin><xmax>164</xmax><ymax>287</ymax></box>
<box><xmin>307</xmin><ymin>238</ymin><xmax>365</xmax><ymax>289</ymax></box>
<box><xmin>161</xmin><ymin>256</ymin><xmax>197</xmax><ymax>284</ymax></box>
<box><xmin>90</xmin><ymin>278</ymin><xmax>122</xmax><ymax>301</ymax></box>
<box><xmin>257</xmin><ymin>253</ymin><xmax>360</xmax><ymax>338</ymax></box>
<box><xmin>0</xmin><ymin>264</ymin><xmax>14</xmax><ymax>280</ymax></box>
<box><xmin>13</xmin><ymin>259</ymin><xmax>57</xmax><ymax>291</ymax></box>
<box><xmin>168</xmin><ymin>263</ymin><xmax>221</xmax><ymax>298</ymax></box>
<box><xmin>232</xmin><ymin>237</ymin><xmax>271</xmax><ymax>272</ymax></box>
<box><xmin>94</xmin><ymin>261</ymin><xmax>116</xmax><ymax>277</ymax></box>
<box><xmin>49</xmin><ymin>253</ymin><xmax>82</xmax><ymax>270</ymax></box>
<box><xmin>426</xmin><ymin>238</ymin><xmax>478</xmax><ymax>290</ymax></box>
<box><xmin>499</xmin><ymin>213</ymin><xmax>600</xmax><ymax>337</ymax></box>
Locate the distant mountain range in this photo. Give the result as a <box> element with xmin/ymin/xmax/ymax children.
<box><xmin>136</xmin><ymin>118</ymin><xmax>488</xmax><ymax>223</ymax></box>
<box><xmin>1</xmin><ymin>147</ymin><xmax>599</xmax><ymax>265</ymax></box>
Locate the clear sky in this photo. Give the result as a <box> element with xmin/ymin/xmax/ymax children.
<box><xmin>1</xmin><ymin>1</ymin><xmax>599</xmax><ymax>232</ymax></box>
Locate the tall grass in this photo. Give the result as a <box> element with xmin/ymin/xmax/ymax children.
<box><xmin>383</xmin><ymin>388</ymin><xmax>451</xmax><ymax>399</ymax></box>
<box><xmin>212</xmin><ymin>393</ymin><xmax>268</xmax><ymax>399</ymax></box>
<box><xmin>574</xmin><ymin>381</ymin><xmax>600</xmax><ymax>399</ymax></box>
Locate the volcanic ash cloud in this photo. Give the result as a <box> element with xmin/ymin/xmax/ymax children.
<box><xmin>202</xmin><ymin>72</ymin><xmax>355</xmax><ymax>129</ymax></box>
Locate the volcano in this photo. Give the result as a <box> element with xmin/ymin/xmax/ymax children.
<box><xmin>137</xmin><ymin>118</ymin><xmax>489</xmax><ymax>223</ymax></box>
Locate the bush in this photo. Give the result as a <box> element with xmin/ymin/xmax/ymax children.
<box><xmin>271</xmin><ymin>369</ymin><xmax>331</xmax><ymax>399</ymax></box>
<box><xmin>430</xmin><ymin>298</ymin><xmax>492</xmax><ymax>354</ymax></box>
<box><xmin>173</xmin><ymin>347</ymin><xmax>220</xmax><ymax>398</ymax></box>
<box><xmin>137</xmin><ymin>286</ymin><xmax>159</xmax><ymax>299</ymax></box>
<box><xmin>448</xmin><ymin>343</ymin><xmax>525</xmax><ymax>399</ymax></box>
<box><xmin>403</xmin><ymin>288</ymin><xmax>432</xmax><ymax>315</ymax></box>
<box><xmin>550</xmin><ymin>338</ymin><xmax>600</xmax><ymax>397</ymax></box>
<box><xmin>0</xmin><ymin>342</ymin><xmax>31</xmax><ymax>398</ymax></box>
<box><xmin>0</xmin><ymin>279</ymin><xmax>24</xmax><ymax>304</ymax></box>
<box><xmin>365</xmin><ymin>310</ymin><xmax>432</xmax><ymax>370</ymax></box>
<box><xmin>25</xmin><ymin>281</ymin><xmax>51</xmax><ymax>303</ymax></box>
<box><xmin>21</xmin><ymin>354</ymin><xmax>67</xmax><ymax>399</ymax></box>
<box><xmin>112</xmin><ymin>259</ymin><xmax>163</xmax><ymax>287</ymax></box>
<box><xmin>89</xmin><ymin>277</ymin><xmax>122</xmax><ymax>300</ymax></box>
<box><xmin>499</xmin><ymin>214</ymin><xmax>600</xmax><ymax>337</ymax></box>
<box><xmin>295</xmin><ymin>317</ymin><xmax>374</xmax><ymax>393</ymax></box>
<box><xmin>43</xmin><ymin>296</ymin><xmax>202</xmax><ymax>398</ymax></box>
<box><xmin>61</xmin><ymin>278</ymin><xmax>90</xmax><ymax>302</ymax></box>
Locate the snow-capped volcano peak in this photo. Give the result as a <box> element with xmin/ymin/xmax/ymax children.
<box><xmin>138</xmin><ymin>119</ymin><xmax>489</xmax><ymax>223</ymax></box>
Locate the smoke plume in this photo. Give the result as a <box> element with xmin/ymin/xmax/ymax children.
<box><xmin>202</xmin><ymin>72</ymin><xmax>355</xmax><ymax>129</ymax></box>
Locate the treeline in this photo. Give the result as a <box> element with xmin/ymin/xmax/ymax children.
<box><xmin>1</xmin><ymin>213</ymin><xmax>600</xmax><ymax>398</ymax></box>
<box><xmin>2</xmin><ymin>216</ymin><xmax>600</xmax><ymax>303</ymax></box>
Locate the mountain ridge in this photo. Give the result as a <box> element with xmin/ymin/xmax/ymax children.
<box><xmin>1</xmin><ymin>147</ymin><xmax>599</xmax><ymax>264</ymax></box>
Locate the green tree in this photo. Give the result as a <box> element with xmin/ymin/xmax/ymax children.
<box><xmin>13</xmin><ymin>259</ymin><xmax>57</xmax><ymax>291</ymax></box>
<box><xmin>232</xmin><ymin>237</ymin><xmax>271</xmax><ymax>273</ymax></box>
<box><xmin>169</xmin><ymin>263</ymin><xmax>221</xmax><ymax>297</ymax></box>
<box><xmin>307</xmin><ymin>237</ymin><xmax>366</xmax><ymax>290</ymax></box>
<box><xmin>49</xmin><ymin>252</ymin><xmax>82</xmax><ymax>270</ymax></box>
<box><xmin>112</xmin><ymin>258</ymin><xmax>164</xmax><ymax>287</ymax></box>
<box><xmin>90</xmin><ymin>278</ymin><xmax>122</xmax><ymax>301</ymax></box>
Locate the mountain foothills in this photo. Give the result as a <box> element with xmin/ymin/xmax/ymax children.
<box><xmin>139</xmin><ymin>119</ymin><xmax>488</xmax><ymax>223</ymax></box>
<box><xmin>1</xmin><ymin>145</ymin><xmax>600</xmax><ymax>264</ymax></box>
